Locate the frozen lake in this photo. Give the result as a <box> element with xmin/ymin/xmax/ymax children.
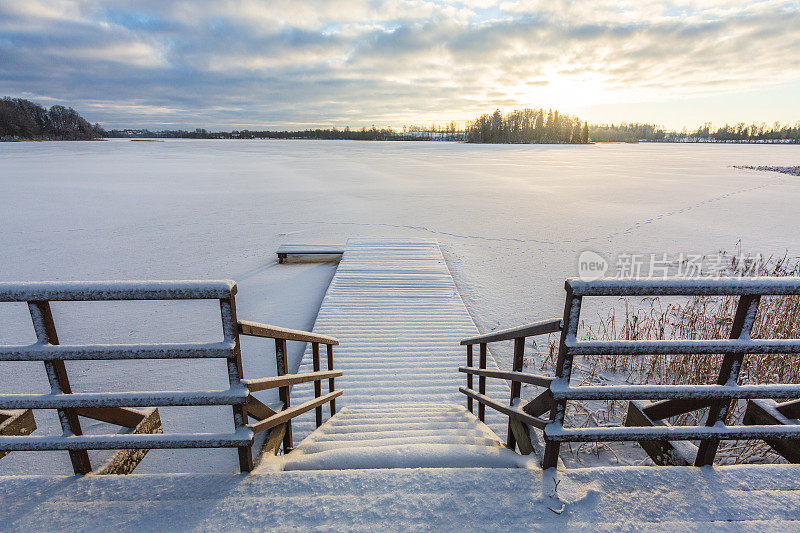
<box><xmin>1</xmin><ymin>139</ymin><xmax>799</xmax><ymax>472</ymax></box>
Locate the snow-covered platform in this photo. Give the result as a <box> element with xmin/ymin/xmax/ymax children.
<box><xmin>4</xmin><ymin>464</ymin><xmax>800</xmax><ymax>531</ymax></box>
<box><xmin>279</xmin><ymin>240</ymin><xmax>513</xmax><ymax>469</ymax></box>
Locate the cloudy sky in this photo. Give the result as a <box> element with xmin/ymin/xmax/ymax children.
<box><xmin>2</xmin><ymin>0</ymin><xmax>799</xmax><ymax>130</ymax></box>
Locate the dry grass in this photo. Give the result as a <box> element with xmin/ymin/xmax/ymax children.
<box><xmin>535</xmin><ymin>253</ymin><xmax>800</xmax><ymax>464</ymax></box>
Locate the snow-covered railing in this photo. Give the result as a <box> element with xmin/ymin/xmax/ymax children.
<box><xmin>237</xmin><ymin>320</ymin><xmax>341</xmax><ymax>454</ymax></box>
<box><xmin>0</xmin><ymin>280</ymin><xmax>341</xmax><ymax>474</ymax></box>
<box><xmin>460</xmin><ymin>277</ymin><xmax>800</xmax><ymax>469</ymax></box>
<box><xmin>459</xmin><ymin>318</ymin><xmax>562</xmax><ymax>454</ymax></box>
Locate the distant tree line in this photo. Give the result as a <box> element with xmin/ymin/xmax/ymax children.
<box><xmin>589</xmin><ymin>121</ymin><xmax>800</xmax><ymax>143</ymax></box>
<box><xmin>684</xmin><ymin>122</ymin><xmax>800</xmax><ymax>142</ymax></box>
<box><xmin>0</xmin><ymin>97</ymin><xmax>104</xmax><ymax>140</ymax></box>
<box><xmin>6</xmin><ymin>96</ymin><xmax>798</xmax><ymax>145</ymax></box>
<box><xmin>105</xmin><ymin>124</ymin><xmax>465</xmax><ymax>141</ymax></box>
<box><xmin>465</xmin><ymin>108</ymin><xmax>589</xmax><ymax>144</ymax></box>
<box><xmin>589</xmin><ymin>123</ymin><xmax>667</xmax><ymax>142</ymax></box>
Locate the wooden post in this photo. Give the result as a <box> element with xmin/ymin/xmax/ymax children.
<box><xmin>695</xmin><ymin>294</ymin><xmax>760</xmax><ymax>466</ymax></box>
<box><xmin>312</xmin><ymin>342</ymin><xmax>322</xmax><ymax>427</ymax></box>
<box><xmin>478</xmin><ymin>343</ymin><xmax>487</xmax><ymax>422</ymax></box>
<box><xmin>326</xmin><ymin>344</ymin><xmax>336</xmax><ymax>416</ymax></box>
<box><xmin>743</xmin><ymin>399</ymin><xmax>800</xmax><ymax>463</ymax></box>
<box><xmin>507</xmin><ymin>337</ymin><xmax>525</xmax><ymax>450</ymax></box>
<box><xmin>542</xmin><ymin>289</ymin><xmax>581</xmax><ymax>469</ymax></box>
<box><xmin>0</xmin><ymin>409</ymin><xmax>36</xmax><ymax>461</ymax></box>
<box><xmin>220</xmin><ymin>294</ymin><xmax>253</xmax><ymax>473</ymax></box>
<box><xmin>466</xmin><ymin>344</ymin><xmax>474</xmax><ymax>413</ymax></box>
<box><xmin>275</xmin><ymin>338</ymin><xmax>293</xmax><ymax>452</ymax></box>
<box><xmin>28</xmin><ymin>301</ymin><xmax>92</xmax><ymax>475</ymax></box>
<box><xmin>625</xmin><ymin>401</ymin><xmax>693</xmax><ymax>466</ymax></box>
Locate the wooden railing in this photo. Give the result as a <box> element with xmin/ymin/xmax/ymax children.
<box><xmin>0</xmin><ymin>281</ymin><xmax>341</xmax><ymax>474</ymax></box>
<box><xmin>459</xmin><ymin>318</ymin><xmax>562</xmax><ymax>454</ymax></box>
<box><xmin>237</xmin><ymin>319</ymin><xmax>341</xmax><ymax>455</ymax></box>
<box><xmin>460</xmin><ymin>277</ymin><xmax>800</xmax><ymax>469</ymax></box>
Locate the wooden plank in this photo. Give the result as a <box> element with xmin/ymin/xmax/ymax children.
<box><xmin>545</xmin><ymin>424</ymin><xmax>800</xmax><ymax>442</ymax></box>
<box><xmin>643</xmin><ymin>398</ymin><xmax>713</xmax><ymax>421</ymax></box>
<box><xmin>28</xmin><ymin>301</ymin><xmax>92</xmax><ymax>475</ymax></box>
<box><xmin>542</xmin><ymin>290</ymin><xmax>581</xmax><ymax>469</ymax></box>
<box><xmin>507</xmin><ymin>337</ymin><xmax>525</xmax><ymax>450</ymax></box>
<box><xmin>458</xmin><ymin>387</ymin><xmax>547</xmax><ymax>430</ymax></box>
<box><xmin>276</xmin><ymin>244</ymin><xmax>345</xmax><ymax>255</ymax></box>
<box><xmin>696</xmin><ymin>294</ymin><xmax>760</xmax><ymax>466</ymax></box>
<box><xmin>0</xmin><ymin>430</ymin><xmax>253</xmax><ymax>451</ymax></box>
<box><xmin>776</xmin><ymin>399</ymin><xmax>800</xmax><ymax>420</ymax></box>
<box><xmin>461</xmin><ymin>318</ymin><xmax>562</xmax><ymax>345</ymax></box>
<box><xmin>250</xmin><ymin>391</ymin><xmax>343</xmax><ymax>435</ymax></box>
<box><xmin>0</xmin><ymin>341</ymin><xmax>236</xmax><ymax>361</ymax></box>
<box><xmin>567</xmin><ymin>277</ymin><xmax>800</xmax><ymax>297</ymax></box>
<box><xmin>238</xmin><ymin>320</ymin><xmax>339</xmax><ymax>345</ymax></box>
<box><xmin>260</xmin><ymin>423</ymin><xmax>287</xmax><ymax>457</ymax></box>
<box><xmin>74</xmin><ymin>407</ymin><xmax>145</xmax><ymax>428</ymax></box>
<box><xmin>326</xmin><ymin>344</ymin><xmax>336</xmax><ymax>416</ymax></box>
<box><xmin>0</xmin><ymin>389</ymin><xmax>248</xmax><ymax>409</ymax></box>
<box><xmin>0</xmin><ymin>280</ymin><xmax>237</xmax><ymax>302</ymax></box>
<box><xmin>478</xmin><ymin>343</ymin><xmax>487</xmax><ymax>422</ymax></box>
<box><xmin>565</xmin><ymin>338</ymin><xmax>800</xmax><ymax>356</ymax></box>
<box><xmin>95</xmin><ymin>408</ymin><xmax>163</xmax><ymax>475</ymax></box>
<box><xmin>245</xmin><ymin>397</ymin><xmax>278</xmax><ymax>421</ymax></box>
<box><xmin>0</xmin><ymin>409</ymin><xmax>36</xmax><ymax>460</ymax></box>
<box><xmin>459</xmin><ymin>367</ymin><xmax>554</xmax><ymax>388</ymax></box>
<box><xmin>550</xmin><ymin>383</ymin><xmax>800</xmax><ymax>401</ymax></box>
<box><xmin>508</xmin><ymin>418</ymin><xmax>534</xmax><ymax>455</ymax></box>
<box><xmin>221</xmin><ymin>294</ymin><xmax>253</xmax><ymax>473</ymax></box>
<box><xmin>743</xmin><ymin>399</ymin><xmax>800</xmax><ymax>463</ymax></box>
<box><xmin>275</xmin><ymin>338</ymin><xmax>292</xmax><ymax>453</ymax></box>
<box><xmin>465</xmin><ymin>345</ymin><xmax>473</xmax><ymax>413</ymax></box>
<box><xmin>243</xmin><ymin>370</ymin><xmax>343</xmax><ymax>392</ymax></box>
<box><xmin>522</xmin><ymin>389</ymin><xmax>553</xmax><ymax>417</ymax></box>
<box><xmin>625</xmin><ymin>401</ymin><xmax>694</xmax><ymax>466</ymax></box>
<box><xmin>312</xmin><ymin>343</ymin><xmax>322</xmax><ymax>427</ymax></box>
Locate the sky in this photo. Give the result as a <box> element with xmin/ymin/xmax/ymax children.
<box><xmin>1</xmin><ymin>0</ymin><xmax>799</xmax><ymax>130</ymax></box>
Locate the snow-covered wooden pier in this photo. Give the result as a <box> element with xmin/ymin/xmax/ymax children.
<box><xmin>281</xmin><ymin>240</ymin><xmax>522</xmax><ymax>470</ymax></box>
<box><xmin>5</xmin><ymin>240</ymin><xmax>800</xmax><ymax>530</ymax></box>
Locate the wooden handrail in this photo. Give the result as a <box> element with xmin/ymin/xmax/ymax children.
<box><xmin>460</xmin><ymin>318</ymin><xmax>562</xmax><ymax>345</ymax></box>
<box><xmin>459</xmin><ymin>387</ymin><xmax>547</xmax><ymax>430</ymax></box>
<box><xmin>459</xmin><ymin>367</ymin><xmax>553</xmax><ymax>388</ymax></box>
<box><xmin>250</xmin><ymin>390</ymin><xmax>343</xmax><ymax>435</ymax></box>
<box><xmin>242</xmin><ymin>370</ymin><xmax>343</xmax><ymax>392</ymax></box>
<box><xmin>237</xmin><ymin>320</ymin><xmax>339</xmax><ymax>345</ymax></box>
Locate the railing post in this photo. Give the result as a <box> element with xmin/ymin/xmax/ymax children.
<box><xmin>312</xmin><ymin>342</ymin><xmax>323</xmax><ymax>427</ymax></box>
<box><xmin>28</xmin><ymin>300</ymin><xmax>92</xmax><ymax>475</ymax></box>
<box><xmin>695</xmin><ymin>294</ymin><xmax>761</xmax><ymax>466</ymax></box>
<box><xmin>507</xmin><ymin>337</ymin><xmax>525</xmax><ymax>450</ymax></box>
<box><xmin>478</xmin><ymin>343</ymin><xmax>487</xmax><ymax>422</ymax></box>
<box><xmin>543</xmin><ymin>288</ymin><xmax>581</xmax><ymax>469</ymax></box>
<box><xmin>220</xmin><ymin>294</ymin><xmax>253</xmax><ymax>472</ymax></box>
<box><xmin>326</xmin><ymin>344</ymin><xmax>336</xmax><ymax>416</ymax></box>
<box><xmin>275</xmin><ymin>337</ymin><xmax>293</xmax><ymax>452</ymax></box>
<box><xmin>466</xmin><ymin>344</ymin><xmax>474</xmax><ymax>413</ymax></box>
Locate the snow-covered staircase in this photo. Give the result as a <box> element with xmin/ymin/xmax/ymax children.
<box><xmin>281</xmin><ymin>405</ymin><xmax>524</xmax><ymax>470</ymax></box>
<box><xmin>262</xmin><ymin>240</ymin><xmax>516</xmax><ymax>471</ymax></box>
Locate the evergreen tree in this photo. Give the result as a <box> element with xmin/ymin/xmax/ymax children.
<box><xmin>534</xmin><ymin>111</ymin><xmax>544</xmax><ymax>142</ymax></box>
<box><xmin>571</xmin><ymin>120</ymin><xmax>582</xmax><ymax>143</ymax></box>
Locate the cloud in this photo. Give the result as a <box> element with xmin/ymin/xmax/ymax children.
<box><xmin>1</xmin><ymin>0</ymin><xmax>799</xmax><ymax>128</ymax></box>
